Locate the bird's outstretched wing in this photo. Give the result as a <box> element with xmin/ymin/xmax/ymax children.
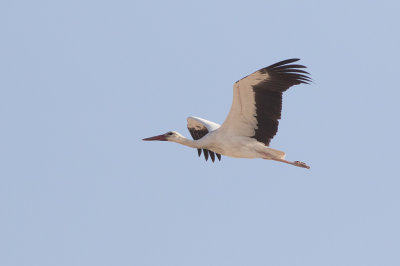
<box><xmin>187</xmin><ymin>116</ymin><xmax>222</xmax><ymax>162</ymax></box>
<box><xmin>220</xmin><ymin>58</ymin><xmax>311</xmax><ymax>146</ymax></box>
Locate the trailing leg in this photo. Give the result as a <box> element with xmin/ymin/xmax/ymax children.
<box><xmin>272</xmin><ymin>158</ymin><xmax>310</xmax><ymax>169</ymax></box>
<box><xmin>258</xmin><ymin>150</ymin><xmax>310</xmax><ymax>169</ymax></box>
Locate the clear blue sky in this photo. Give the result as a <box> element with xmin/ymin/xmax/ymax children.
<box><xmin>1</xmin><ymin>0</ymin><xmax>400</xmax><ymax>265</ymax></box>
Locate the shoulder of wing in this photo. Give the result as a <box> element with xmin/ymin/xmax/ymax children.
<box><xmin>187</xmin><ymin>116</ymin><xmax>220</xmax><ymax>132</ymax></box>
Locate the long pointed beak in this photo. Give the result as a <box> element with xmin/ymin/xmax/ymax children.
<box><xmin>142</xmin><ymin>134</ymin><xmax>167</xmax><ymax>141</ymax></box>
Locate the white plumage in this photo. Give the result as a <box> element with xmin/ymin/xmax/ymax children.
<box><xmin>143</xmin><ymin>59</ymin><xmax>312</xmax><ymax>169</ymax></box>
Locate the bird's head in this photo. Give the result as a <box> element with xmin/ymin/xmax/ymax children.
<box><xmin>142</xmin><ymin>131</ymin><xmax>183</xmax><ymax>142</ymax></box>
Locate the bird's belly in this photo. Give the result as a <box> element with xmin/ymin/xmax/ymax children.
<box><xmin>208</xmin><ymin>137</ymin><xmax>262</xmax><ymax>159</ymax></box>
<box><xmin>223</xmin><ymin>148</ymin><xmax>260</xmax><ymax>158</ymax></box>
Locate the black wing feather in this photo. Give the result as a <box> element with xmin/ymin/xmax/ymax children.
<box><xmin>252</xmin><ymin>58</ymin><xmax>311</xmax><ymax>145</ymax></box>
<box><xmin>209</xmin><ymin>151</ymin><xmax>215</xmax><ymax>162</ymax></box>
<box><xmin>203</xmin><ymin>149</ymin><xmax>209</xmax><ymax>161</ymax></box>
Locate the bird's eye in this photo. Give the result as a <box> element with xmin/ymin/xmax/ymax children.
<box><xmin>167</xmin><ymin>132</ymin><xmax>173</xmax><ymax>136</ymax></box>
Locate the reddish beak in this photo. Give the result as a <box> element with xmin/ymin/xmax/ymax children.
<box><xmin>142</xmin><ymin>134</ymin><xmax>167</xmax><ymax>141</ymax></box>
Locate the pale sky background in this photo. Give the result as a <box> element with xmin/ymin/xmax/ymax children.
<box><xmin>1</xmin><ymin>0</ymin><xmax>400</xmax><ymax>265</ymax></box>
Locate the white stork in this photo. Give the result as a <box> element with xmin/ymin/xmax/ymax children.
<box><xmin>143</xmin><ymin>59</ymin><xmax>312</xmax><ymax>169</ymax></box>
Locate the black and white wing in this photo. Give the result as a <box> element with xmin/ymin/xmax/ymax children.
<box><xmin>220</xmin><ymin>58</ymin><xmax>311</xmax><ymax>146</ymax></box>
<box><xmin>187</xmin><ymin>116</ymin><xmax>222</xmax><ymax>162</ymax></box>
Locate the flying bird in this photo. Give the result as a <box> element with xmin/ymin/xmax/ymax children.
<box><xmin>143</xmin><ymin>59</ymin><xmax>312</xmax><ymax>169</ymax></box>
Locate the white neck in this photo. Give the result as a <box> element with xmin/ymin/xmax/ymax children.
<box><xmin>171</xmin><ymin>136</ymin><xmax>202</xmax><ymax>149</ymax></box>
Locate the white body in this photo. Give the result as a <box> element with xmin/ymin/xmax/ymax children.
<box><xmin>184</xmin><ymin>116</ymin><xmax>285</xmax><ymax>160</ymax></box>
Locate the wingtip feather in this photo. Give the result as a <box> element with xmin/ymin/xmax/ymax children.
<box><xmin>267</xmin><ymin>58</ymin><xmax>300</xmax><ymax>69</ymax></box>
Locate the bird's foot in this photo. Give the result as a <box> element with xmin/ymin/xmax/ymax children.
<box><xmin>294</xmin><ymin>161</ymin><xmax>310</xmax><ymax>169</ymax></box>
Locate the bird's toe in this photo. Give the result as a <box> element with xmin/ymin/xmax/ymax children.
<box><xmin>294</xmin><ymin>161</ymin><xmax>310</xmax><ymax>169</ymax></box>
